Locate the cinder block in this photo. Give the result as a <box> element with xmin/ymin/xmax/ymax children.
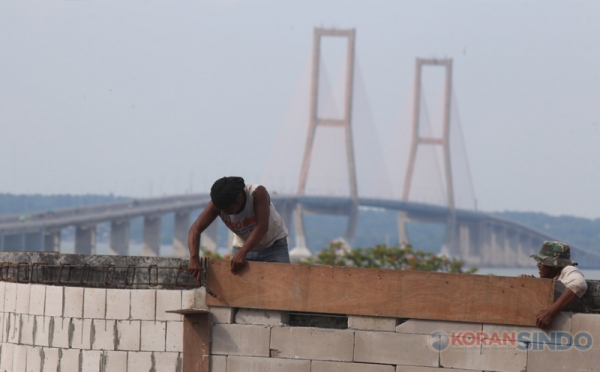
<box><xmin>4</xmin><ymin>282</ymin><xmax>17</xmax><ymax>313</ymax></box>
<box><xmin>50</xmin><ymin>317</ymin><xmax>70</xmax><ymax>348</ymax></box>
<box><xmin>42</xmin><ymin>347</ymin><xmax>60</xmax><ymax>372</ymax></box>
<box><xmin>0</xmin><ymin>343</ymin><xmax>15</xmax><ymax>371</ymax></box>
<box><xmin>212</xmin><ymin>324</ymin><xmax>270</xmax><ymax>357</ymax></box>
<box><xmin>70</xmin><ymin>318</ymin><xmax>92</xmax><ymax>350</ymax></box>
<box><xmin>482</xmin><ymin>312</ymin><xmax>572</xmax><ymax>342</ymax></box>
<box><xmin>130</xmin><ymin>290</ymin><xmax>156</xmax><ymax>320</ymax></box>
<box><xmin>354</xmin><ymin>331</ymin><xmax>437</xmax><ymax>367</ymax></box>
<box><xmin>106</xmin><ymin>289</ymin><xmax>131</xmax><ymax>320</ymax></box>
<box><xmin>396</xmin><ymin>319</ymin><xmax>482</xmax><ymax>336</ymax></box>
<box><xmin>116</xmin><ymin>320</ymin><xmax>141</xmax><ymax>351</ymax></box>
<box><xmin>81</xmin><ymin>350</ymin><xmax>102</xmax><ymax>372</ymax></box>
<box><xmin>395</xmin><ymin>367</ymin><xmax>475</xmax><ymax>372</ymax></box>
<box><xmin>270</xmin><ymin>327</ymin><xmax>354</xmax><ymax>362</ymax></box>
<box><xmin>26</xmin><ymin>346</ymin><xmax>43</xmax><ymax>372</ymax></box>
<box><xmin>153</xmin><ymin>352</ymin><xmax>180</xmax><ymax>372</ymax></box>
<box><xmin>0</xmin><ymin>313</ymin><xmax>5</xmax><ymax>343</ymax></box>
<box><xmin>235</xmin><ymin>308</ymin><xmax>289</xmax><ymax>326</ymax></box>
<box><xmin>84</xmin><ymin>288</ymin><xmax>107</xmax><ymax>319</ymax></box>
<box><xmin>7</xmin><ymin>313</ymin><xmax>20</xmax><ymax>344</ymax></box>
<box><xmin>182</xmin><ymin>287</ymin><xmax>208</xmax><ymax>310</ymax></box>
<box><xmin>440</xmin><ymin>336</ymin><xmax>527</xmax><ymax>372</ymax></box>
<box><xmin>166</xmin><ymin>321</ymin><xmax>183</xmax><ymax>352</ymax></box>
<box><xmin>312</xmin><ymin>360</ymin><xmax>394</xmax><ymax>372</ymax></box>
<box><xmin>16</xmin><ymin>284</ymin><xmax>31</xmax><ymax>314</ymax></box>
<box><xmin>348</xmin><ymin>316</ymin><xmax>397</xmax><ymax>332</ymax></box>
<box><xmin>156</xmin><ymin>290</ymin><xmax>182</xmax><ymax>321</ymax></box>
<box><xmin>226</xmin><ymin>356</ymin><xmax>310</xmax><ymax>372</ymax></box>
<box><xmin>210</xmin><ymin>307</ymin><xmax>235</xmax><ymax>324</ymax></box>
<box><xmin>91</xmin><ymin>319</ymin><xmax>117</xmax><ymax>350</ymax></box>
<box><xmin>0</xmin><ymin>281</ymin><xmax>5</xmax><ymax>312</ymax></box>
<box><xmin>34</xmin><ymin>316</ymin><xmax>51</xmax><ymax>346</ymax></box>
<box><xmin>60</xmin><ymin>349</ymin><xmax>81</xmax><ymax>372</ymax></box>
<box><xmin>210</xmin><ymin>355</ymin><xmax>227</xmax><ymax>372</ymax></box>
<box><xmin>140</xmin><ymin>321</ymin><xmax>166</xmax><ymax>351</ymax></box>
<box><xmin>29</xmin><ymin>285</ymin><xmax>46</xmax><ymax>316</ymax></box>
<box><xmin>527</xmin><ymin>343</ymin><xmax>600</xmax><ymax>370</ymax></box>
<box><xmin>21</xmin><ymin>314</ymin><xmax>35</xmax><ymax>345</ymax></box>
<box><xmin>102</xmin><ymin>351</ymin><xmax>128</xmax><ymax>372</ymax></box>
<box><xmin>571</xmin><ymin>313</ymin><xmax>600</xmax><ymax>344</ymax></box>
<box><xmin>12</xmin><ymin>345</ymin><xmax>28</xmax><ymax>372</ymax></box>
<box><xmin>63</xmin><ymin>287</ymin><xmax>84</xmax><ymax>318</ymax></box>
<box><xmin>127</xmin><ymin>351</ymin><xmax>153</xmax><ymax>370</ymax></box>
<box><xmin>44</xmin><ymin>286</ymin><xmax>63</xmax><ymax>317</ymax></box>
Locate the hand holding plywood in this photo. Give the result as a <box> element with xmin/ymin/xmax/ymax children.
<box><xmin>206</xmin><ymin>260</ymin><xmax>554</xmax><ymax>326</ymax></box>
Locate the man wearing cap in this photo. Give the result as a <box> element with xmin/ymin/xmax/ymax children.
<box><xmin>526</xmin><ymin>241</ymin><xmax>587</xmax><ymax>329</ymax></box>
<box><xmin>187</xmin><ymin>176</ymin><xmax>289</xmax><ymax>276</ymax></box>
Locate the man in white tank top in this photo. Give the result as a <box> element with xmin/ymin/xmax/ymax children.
<box><xmin>188</xmin><ymin>176</ymin><xmax>289</xmax><ymax>276</ymax></box>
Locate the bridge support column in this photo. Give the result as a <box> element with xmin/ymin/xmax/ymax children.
<box><xmin>201</xmin><ymin>221</ymin><xmax>219</xmax><ymax>254</ymax></box>
<box><xmin>2</xmin><ymin>234</ymin><xmax>24</xmax><ymax>251</ymax></box>
<box><xmin>173</xmin><ymin>212</ymin><xmax>191</xmax><ymax>258</ymax></box>
<box><xmin>44</xmin><ymin>230</ymin><xmax>61</xmax><ymax>252</ymax></box>
<box><xmin>75</xmin><ymin>225</ymin><xmax>96</xmax><ymax>254</ymax></box>
<box><xmin>397</xmin><ymin>212</ymin><xmax>410</xmax><ymax>245</ymax></box>
<box><xmin>227</xmin><ymin>230</ymin><xmax>234</xmax><ymax>254</ymax></box>
<box><xmin>293</xmin><ymin>205</ymin><xmax>307</xmax><ymax>248</ymax></box>
<box><xmin>110</xmin><ymin>220</ymin><xmax>130</xmax><ymax>256</ymax></box>
<box><xmin>142</xmin><ymin>216</ymin><xmax>161</xmax><ymax>257</ymax></box>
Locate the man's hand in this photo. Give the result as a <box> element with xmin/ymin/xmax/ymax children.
<box><xmin>187</xmin><ymin>256</ymin><xmax>202</xmax><ymax>282</ymax></box>
<box><xmin>230</xmin><ymin>250</ymin><xmax>248</xmax><ymax>275</ymax></box>
<box><xmin>536</xmin><ymin>308</ymin><xmax>557</xmax><ymax>329</ymax></box>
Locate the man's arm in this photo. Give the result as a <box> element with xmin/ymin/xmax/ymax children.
<box><xmin>229</xmin><ymin>186</ymin><xmax>271</xmax><ymax>274</ymax></box>
<box><xmin>187</xmin><ymin>202</ymin><xmax>220</xmax><ymax>280</ymax></box>
<box><xmin>536</xmin><ymin>287</ymin><xmax>579</xmax><ymax>329</ymax></box>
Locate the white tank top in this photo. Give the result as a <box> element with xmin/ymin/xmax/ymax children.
<box><xmin>219</xmin><ymin>184</ymin><xmax>288</xmax><ymax>251</ymax></box>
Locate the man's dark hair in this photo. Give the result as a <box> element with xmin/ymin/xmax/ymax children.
<box><xmin>210</xmin><ymin>177</ymin><xmax>245</xmax><ymax>210</ymax></box>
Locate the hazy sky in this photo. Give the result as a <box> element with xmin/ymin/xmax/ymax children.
<box><xmin>1</xmin><ymin>1</ymin><xmax>599</xmax><ymax>218</ymax></box>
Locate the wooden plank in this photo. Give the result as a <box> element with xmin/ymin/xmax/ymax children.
<box><xmin>183</xmin><ymin>313</ymin><xmax>210</xmax><ymax>372</ymax></box>
<box><xmin>206</xmin><ymin>260</ymin><xmax>554</xmax><ymax>326</ymax></box>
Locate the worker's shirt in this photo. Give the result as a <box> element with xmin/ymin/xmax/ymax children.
<box><xmin>557</xmin><ymin>265</ymin><xmax>587</xmax><ymax>298</ymax></box>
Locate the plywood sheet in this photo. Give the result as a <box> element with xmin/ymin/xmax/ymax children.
<box><xmin>183</xmin><ymin>313</ymin><xmax>210</xmax><ymax>372</ymax></box>
<box><xmin>206</xmin><ymin>260</ymin><xmax>554</xmax><ymax>326</ymax></box>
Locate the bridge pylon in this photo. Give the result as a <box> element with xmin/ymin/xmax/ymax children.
<box><xmin>295</xmin><ymin>28</ymin><xmax>359</xmax><ymax>248</ymax></box>
<box><xmin>402</xmin><ymin>58</ymin><xmax>459</xmax><ymax>256</ymax></box>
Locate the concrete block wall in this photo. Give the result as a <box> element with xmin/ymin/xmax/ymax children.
<box><xmin>0</xmin><ymin>281</ymin><xmax>189</xmax><ymax>372</ymax></box>
<box><xmin>208</xmin><ymin>308</ymin><xmax>600</xmax><ymax>372</ymax></box>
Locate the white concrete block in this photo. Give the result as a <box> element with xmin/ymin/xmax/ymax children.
<box><xmin>156</xmin><ymin>290</ymin><xmax>182</xmax><ymax>321</ymax></box>
<box><xmin>130</xmin><ymin>290</ymin><xmax>156</xmax><ymax>320</ymax></box>
<box><xmin>63</xmin><ymin>287</ymin><xmax>84</xmax><ymax>318</ymax></box>
<box><xmin>12</xmin><ymin>345</ymin><xmax>28</xmax><ymax>372</ymax></box>
<box><xmin>312</xmin><ymin>360</ymin><xmax>395</xmax><ymax>372</ymax></box>
<box><xmin>84</xmin><ymin>288</ymin><xmax>107</xmax><ymax>319</ymax></box>
<box><xmin>166</xmin><ymin>321</ymin><xmax>183</xmax><ymax>352</ymax></box>
<box><xmin>127</xmin><ymin>351</ymin><xmax>153</xmax><ymax>371</ymax></box>
<box><xmin>394</xmin><ymin>367</ymin><xmax>475</xmax><ymax>372</ymax></box>
<box><xmin>116</xmin><ymin>320</ymin><xmax>141</xmax><ymax>351</ymax></box>
<box><xmin>182</xmin><ymin>287</ymin><xmax>208</xmax><ymax>311</ymax></box>
<box><xmin>482</xmin><ymin>312</ymin><xmax>572</xmax><ymax>343</ymax></box>
<box><xmin>20</xmin><ymin>314</ymin><xmax>35</xmax><ymax>345</ymax></box>
<box><xmin>44</xmin><ymin>286</ymin><xmax>63</xmax><ymax>317</ymax></box>
<box><xmin>4</xmin><ymin>282</ymin><xmax>17</xmax><ymax>313</ymax></box>
<box><xmin>440</xmin><ymin>336</ymin><xmax>527</xmax><ymax>372</ymax></box>
<box><xmin>26</xmin><ymin>346</ymin><xmax>43</xmax><ymax>372</ymax></box>
<box><xmin>527</xmin><ymin>343</ymin><xmax>600</xmax><ymax>371</ymax></box>
<box><xmin>348</xmin><ymin>316</ymin><xmax>397</xmax><ymax>332</ymax></box>
<box><xmin>0</xmin><ymin>313</ymin><xmax>5</xmax><ymax>343</ymax></box>
<box><xmin>29</xmin><ymin>285</ymin><xmax>46</xmax><ymax>316</ymax></box>
<box><xmin>153</xmin><ymin>352</ymin><xmax>180</xmax><ymax>372</ymax></box>
<box><xmin>210</xmin><ymin>307</ymin><xmax>235</xmax><ymax>324</ymax></box>
<box><xmin>102</xmin><ymin>351</ymin><xmax>127</xmax><ymax>372</ymax></box>
<box><xmin>396</xmin><ymin>319</ymin><xmax>482</xmax><ymax>336</ymax></box>
<box><xmin>572</xmin><ymin>313</ymin><xmax>600</xmax><ymax>344</ymax></box>
<box><xmin>212</xmin><ymin>324</ymin><xmax>270</xmax><ymax>357</ymax></box>
<box><xmin>235</xmin><ymin>308</ymin><xmax>289</xmax><ymax>326</ymax></box>
<box><xmin>34</xmin><ymin>316</ymin><xmax>51</xmax><ymax>347</ymax></box>
<box><xmin>0</xmin><ymin>343</ymin><xmax>14</xmax><ymax>372</ymax></box>
<box><xmin>60</xmin><ymin>349</ymin><xmax>81</xmax><ymax>372</ymax></box>
<box><xmin>0</xmin><ymin>281</ymin><xmax>5</xmax><ymax>312</ymax></box>
<box><xmin>81</xmin><ymin>350</ymin><xmax>102</xmax><ymax>372</ymax></box>
<box><xmin>15</xmin><ymin>283</ymin><xmax>31</xmax><ymax>314</ymax></box>
<box><xmin>91</xmin><ymin>319</ymin><xmax>116</xmax><ymax>350</ymax></box>
<box><xmin>42</xmin><ymin>347</ymin><xmax>60</xmax><ymax>372</ymax></box>
<box><xmin>226</xmin><ymin>356</ymin><xmax>310</xmax><ymax>372</ymax></box>
<box><xmin>140</xmin><ymin>321</ymin><xmax>166</xmax><ymax>351</ymax></box>
<box><xmin>354</xmin><ymin>331</ymin><xmax>438</xmax><ymax>367</ymax></box>
<box><xmin>7</xmin><ymin>313</ymin><xmax>20</xmax><ymax>344</ymax></box>
<box><xmin>50</xmin><ymin>317</ymin><xmax>70</xmax><ymax>348</ymax></box>
<box><xmin>210</xmin><ymin>355</ymin><xmax>227</xmax><ymax>372</ymax></box>
<box><xmin>106</xmin><ymin>289</ymin><xmax>131</xmax><ymax>320</ymax></box>
<box><xmin>270</xmin><ymin>327</ymin><xmax>354</xmax><ymax>362</ymax></box>
<box><xmin>70</xmin><ymin>318</ymin><xmax>92</xmax><ymax>350</ymax></box>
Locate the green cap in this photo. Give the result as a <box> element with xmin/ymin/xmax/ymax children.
<box><xmin>531</xmin><ymin>241</ymin><xmax>577</xmax><ymax>268</ymax></box>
